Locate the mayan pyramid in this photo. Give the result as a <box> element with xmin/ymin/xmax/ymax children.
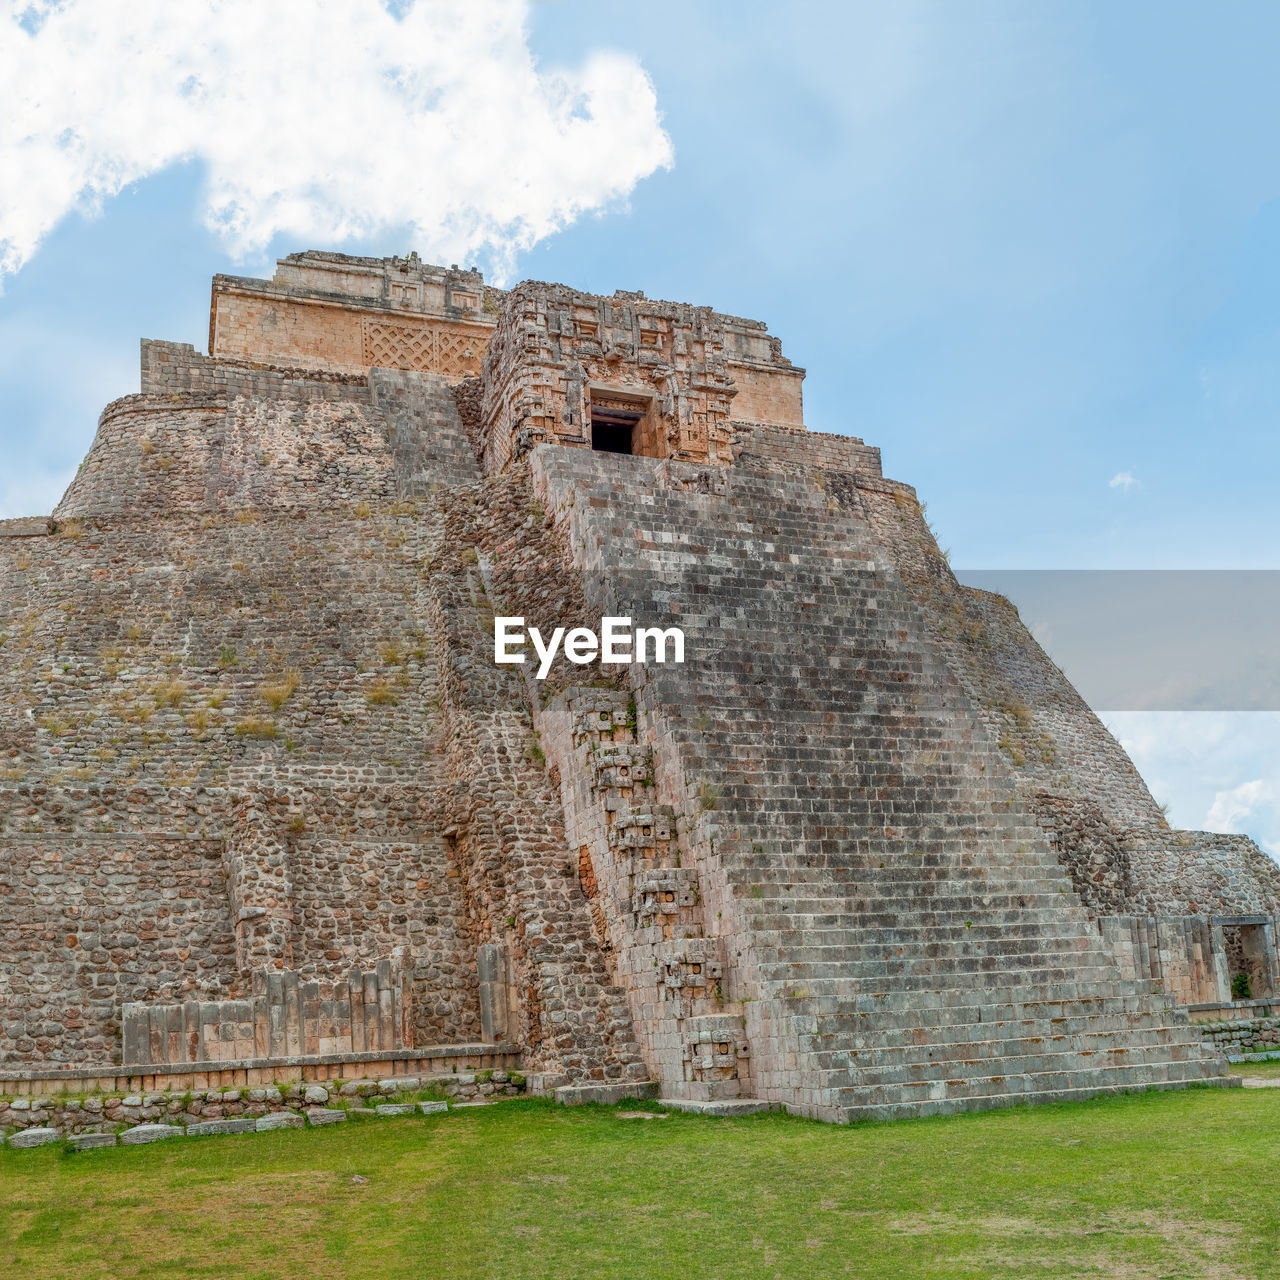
<box><xmin>3</xmin><ymin>251</ymin><xmax>1263</xmax><ymax>1121</ymax></box>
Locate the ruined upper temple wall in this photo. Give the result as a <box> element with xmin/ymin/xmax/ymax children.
<box><xmin>209</xmin><ymin>251</ymin><xmax>493</xmax><ymax>379</ymax></box>
<box><xmin>478</xmin><ymin>280</ymin><xmax>805</xmax><ymax>472</ymax></box>
<box><xmin>206</xmin><ymin>253</ymin><xmax>803</xmax><ymax>448</ymax></box>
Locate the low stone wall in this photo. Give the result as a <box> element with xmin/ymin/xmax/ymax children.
<box><xmin>731</xmin><ymin>420</ymin><xmax>881</xmax><ymax>477</ymax></box>
<box><xmin>0</xmin><ymin>1043</ymin><xmax>519</xmax><ymax>1098</ymax></box>
<box><xmin>1193</xmin><ymin>1014</ymin><xmax>1280</xmax><ymax>1058</ymax></box>
<box><xmin>140</xmin><ymin>340</ymin><xmax>371</xmax><ymax>402</ymax></box>
<box><xmin>0</xmin><ymin>1068</ymin><xmax>524</xmax><ymax>1141</ymax></box>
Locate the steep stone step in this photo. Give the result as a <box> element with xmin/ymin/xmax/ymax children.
<box><xmin>804</xmin><ymin>1008</ymin><xmax>1195</xmax><ymax>1051</ymax></box>
<box><xmin>807</xmin><ymin>1023</ymin><xmax>1212</xmax><ymax>1071</ymax></box>
<box><xmin>832</xmin><ymin>1060</ymin><xmax>1230</xmax><ymax>1122</ymax></box>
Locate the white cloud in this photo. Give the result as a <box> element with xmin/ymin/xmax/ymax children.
<box><xmin>1206</xmin><ymin>778</ymin><xmax>1278</xmax><ymax>832</ymax></box>
<box><xmin>0</xmin><ymin>0</ymin><xmax>673</xmax><ymax>283</ymax></box>
<box><xmin>1104</xmin><ymin>711</ymin><xmax>1280</xmax><ymax>860</ymax></box>
<box><xmin>1108</xmin><ymin>470</ymin><xmax>1139</xmax><ymax>491</ymax></box>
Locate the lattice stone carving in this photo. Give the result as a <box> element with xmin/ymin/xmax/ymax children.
<box><xmin>361</xmin><ymin>318</ymin><xmax>483</xmax><ymax>378</ymax></box>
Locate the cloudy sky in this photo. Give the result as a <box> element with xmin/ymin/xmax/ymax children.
<box><xmin>1</xmin><ymin>0</ymin><xmax>1277</xmax><ymax>852</ymax></box>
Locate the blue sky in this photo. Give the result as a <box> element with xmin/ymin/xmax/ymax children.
<box><xmin>1</xmin><ymin>0</ymin><xmax>1277</xmax><ymax>850</ymax></box>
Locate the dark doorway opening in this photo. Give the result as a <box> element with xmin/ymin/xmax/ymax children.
<box><xmin>590</xmin><ymin>409</ymin><xmax>640</xmax><ymax>455</ymax></box>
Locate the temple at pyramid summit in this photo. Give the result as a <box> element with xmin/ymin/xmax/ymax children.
<box><xmin>2</xmin><ymin>249</ymin><xmax>1278</xmax><ymax>1126</ymax></box>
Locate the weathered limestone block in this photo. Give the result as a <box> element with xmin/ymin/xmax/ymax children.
<box><xmin>377</xmin><ymin>1076</ymin><xmax>418</xmax><ymax>1095</ymax></box>
<box><xmin>477</xmin><ymin>942</ymin><xmax>511</xmax><ymax>1043</ymax></box>
<box><xmin>306</xmin><ymin>1109</ymin><xmax>347</xmax><ymax>1126</ymax></box>
<box><xmin>8</xmin><ymin>1127</ymin><xmax>59</xmax><ymax>1148</ymax></box>
<box><xmin>186</xmin><ymin>1118</ymin><xmax>257</xmax><ymax>1136</ymax></box>
<box><xmin>256</xmin><ymin>1112</ymin><xmax>304</xmax><ymax>1131</ymax></box>
<box><xmin>67</xmin><ymin>1133</ymin><xmax>117</xmax><ymax>1150</ymax></box>
<box><xmin>120</xmin><ymin>1124</ymin><xmax>181</xmax><ymax>1145</ymax></box>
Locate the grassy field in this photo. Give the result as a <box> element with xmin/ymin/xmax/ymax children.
<box><xmin>1231</xmin><ymin>1057</ymin><xmax>1280</xmax><ymax>1077</ymax></box>
<box><xmin>2</xmin><ymin>1086</ymin><xmax>1279</xmax><ymax>1280</ymax></box>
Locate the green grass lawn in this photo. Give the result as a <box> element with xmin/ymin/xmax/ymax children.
<box><xmin>2</xmin><ymin>1089</ymin><xmax>1278</xmax><ymax>1280</ymax></box>
<box><xmin>1232</xmin><ymin>1057</ymin><xmax>1280</xmax><ymax>1077</ymax></box>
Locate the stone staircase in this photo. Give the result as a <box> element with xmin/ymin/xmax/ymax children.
<box><xmin>542</xmin><ymin>689</ymin><xmax>765</xmax><ymax>1110</ymax></box>
<box><xmin>533</xmin><ymin>447</ymin><xmax>1232</xmax><ymax>1122</ymax></box>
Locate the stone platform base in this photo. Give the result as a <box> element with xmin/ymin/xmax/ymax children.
<box><xmin>555</xmin><ymin>1081</ymin><xmax>659</xmax><ymax>1106</ymax></box>
<box><xmin>659</xmin><ymin>1098</ymin><xmax>781</xmax><ymax>1117</ymax></box>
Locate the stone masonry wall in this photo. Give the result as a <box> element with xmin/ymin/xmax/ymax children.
<box><xmin>1125</xmin><ymin>832</ymin><xmax>1280</xmax><ymax>916</ymax></box>
<box><xmin>0</xmin><ymin>357</ymin><xmax>649</xmax><ymax>1080</ymax></box>
<box><xmin>141</xmin><ymin>340</ymin><xmax>371</xmax><ymax>400</ymax></box>
<box><xmin>58</xmin><ymin>392</ymin><xmax>395</xmax><ymax>520</ymax></box>
<box><xmin>0</xmin><ymin>835</ymin><xmax>235</xmax><ymax>1064</ymax></box>
<box><xmin>1195</xmin><ymin>1016</ymin><xmax>1280</xmax><ymax>1057</ymax></box>
<box><xmin>0</xmin><ymin>1070</ymin><xmax>524</xmax><ymax>1141</ymax></box>
<box><xmin>1030</xmin><ymin>792</ymin><xmax>1137</xmax><ymax>914</ymax></box>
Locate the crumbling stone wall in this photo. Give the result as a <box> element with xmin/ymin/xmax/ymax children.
<box><xmin>1196</xmin><ymin>1016</ymin><xmax>1280</xmax><ymax>1057</ymax></box>
<box><xmin>416</xmin><ymin>470</ymin><xmax>648</xmax><ymax>1086</ymax></box>
<box><xmin>141</xmin><ymin>341</ymin><xmax>371</xmax><ymax>401</ymax></box>
<box><xmin>59</xmin><ymin>392</ymin><xmax>396</xmax><ymax>520</ymax></box>
<box><xmin>1125</xmin><ymin>831</ymin><xmax>1280</xmax><ymax>916</ymax></box>
<box><xmin>1030</xmin><ymin>792</ymin><xmax>1136</xmax><ymax>913</ymax></box>
<box><xmin>0</xmin><ymin>1071</ymin><xmax>524</xmax><ymax>1140</ymax></box>
<box><xmin>731</xmin><ymin>419</ymin><xmax>882</xmax><ymax>476</ymax></box>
